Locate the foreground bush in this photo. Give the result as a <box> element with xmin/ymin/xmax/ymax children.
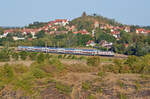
<box><xmin>0</xmin><ymin>48</ymin><xmax>10</xmax><ymax>62</ymax></box>
<box><xmin>87</xmin><ymin>57</ymin><xmax>100</xmax><ymax>66</ymax></box>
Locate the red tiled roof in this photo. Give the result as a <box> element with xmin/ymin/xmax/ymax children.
<box><xmin>136</xmin><ymin>29</ymin><xmax>145</xmax><ymax>32</ymax></box>
<box><xmin>111</xmin><ymin>31</ymin><xmax>120</xmax><ymax>34</ymax></box>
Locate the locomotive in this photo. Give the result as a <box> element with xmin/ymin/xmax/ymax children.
<box><xmin>18</xmin><ymin>46</ymin><xmax>115</xmax><ymax>56</ymax></box>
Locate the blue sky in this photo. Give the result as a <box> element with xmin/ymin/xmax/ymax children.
<box><xmin>0</xmin><ymin>0</ymin><xmax>150</xmax><ymax>26</ymax></box>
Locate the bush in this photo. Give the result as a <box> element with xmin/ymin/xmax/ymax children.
<box><xmin>89</xmin><ymin>94</ymin><xmax>96</xmax><ymax>99</ymax></box>
<box><xmin>37</xmin><ymin>53</ymin><xmax>45</xmax><ymax>63</ymax></box>
<box><xmin>31</xmin><ymin>68</ymin><xmax>47</xmax><ymax>79</ymax></box>
<box><xmin>82</xmin><ymin>81</ymin><xmax>91</xmax><ymax>90</ymax></box>
<box><xmin>0</xmin><ymin>49</ymin><xmax>10</xmax><ymax>62</ymax></box>
<box><xmin>58</xmin><ymin>55</ymin><xmax>62</xmax><ymax>59</ymax></box>
<box><xmin>45</xmin><ymin>53</ymin><xmax>50</xmax><ymax>59</ymax></box>
<box><xmin>14</xmin><ymin>73</ymin><xmax>35</xmax><ymax>93</ymax></box>
<box><xmin>71</xmin><ymin>55</ymin><xmax>76</xmax><ymax>59</ymax></box>
<box><xmin>19</xmin><ymin>51</ymin><xmax>28</xmax><ymax>60</ymax></box>
<box><xmin>87</xmin><ymin>57</ymin><xmax>100</xmax><ymax>66</ymax></box>
<box><xmin>67</xmin><ymin>55</ymin><xmax>72</xmax><ymax>59</ymax></box>
<box><xmin>63</xmin><ymin>54</ymin><xmax>67</xmax><ymax>58</ymax></box>
<box><xmin>98</xmin><ymin>71</ymin><xmax>105</xmax><ymax>78</ymax></box>
<box><xmin>12</xmin><ymin>52</ymin><xmax>19</xmax><ymax>61</ymax></box>
<box><xmin>29</xmin><ymin>52</ymin><xmax>38</xmax><ymax>60</ymax></box>
<box><xmin>0</xmin><ymin>64</ymin><xmax>14</xmax><ymax>84</ymax></box>
<box><xmin>13</xmin><ymin>64</ymin><xmax>29</xmax><ymax>74</ymax></box>
<box><xmin>56</xmin><ymin>82</ymin><xmax>72</xmax><ymax>94</ymax></box>
<box><xmin>119</xmin><ymin>93</ymin><xmax>127</xmax><ymax>99</ymax></box>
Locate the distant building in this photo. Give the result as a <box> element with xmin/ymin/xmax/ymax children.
<box><xmin>86</xmin><ymin>40</ymin><xmax>96</xmax><ymax>47</ymax></box>
<box><xmin>99</xmin><ymin>40</ymin><xmax>113</xmax><ymax>48</ymax></box>
<box><xmin>94</xmin><ymin>21</ymin><xmax>99</xmax><ymax>28</ymax></box>
<box><xmin>13</xmin><ymin>36</ymin><xmax>25</xmax><ymax>41</ymax></box>
<box><xmin>73</xmin><ymin>29</ymin><xmax>90</xmax><ymax>35</ymax></box>
<box><xmin>136</xmin><ymin>29</ymin><xmax>146</xmax><ymax>34</ymax></box>
<box><xmin>92</xmin><ymin>29</ymin><xmax>95</xmax><ymax>37</ymax></box>
<box><xmin>111</xmin><ymin>31</ymin><xmax>120</xmax><ymax>39</ymax></box>
<box><xmin>124</xmin><ymin>27</ymin><xmax>130</xmax><ymax>32</ymax></box>
<box><xmin>49</xmin><ymin>19</ymin><xmax>69</xmax><ymax>26</ymax></box>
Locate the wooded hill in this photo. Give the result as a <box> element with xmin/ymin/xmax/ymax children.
<box><xmin>70</xmin><ymin>12</ymin><xmax>122</xmax><ymax>31</ymax></box>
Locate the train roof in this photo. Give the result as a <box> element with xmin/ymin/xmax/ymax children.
<box><xmin>18</xmin><ymin>46</ymin><xmax>115</xmax><ymax>53</ymax></box>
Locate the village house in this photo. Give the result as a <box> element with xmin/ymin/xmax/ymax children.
<box><xmin>94</xmin><ymin>21</ymin><xmax>99</xmax><ymax>28</ymax></box>
<box><xmin>86</xmin><ymin>40</ymin><xmax>96</xmax><ymax>47</ymax></box>
<box><xmin>136</xmin><ymin>29</ymin><xmax>146</xmax><ymax>34</ymax></box>
<box><xmin>111</xmin><ymin>31</ymin><xmax>120</xmax><ymax>39</ymax></box>
<box><xmin>124</xmin><ymin>26</ymin><xmax>130</xmax><ymax>32</ymax></box>
<box><xmin>136</xmin><ymin>29</ymin><xmax>150</xmax><ymax>35</ymax></box>
<box><xmin>13</xmin><ymin>36</ymin><xmax>25</xmax><ymax>41</ymax></box>
<box><xmin>73</xmin><ymin>29</ymin><xmax>90</xmax><ymax>35</ymax></box>
<box><xmin>49</xmin><ymin>19</ymin><xmax>69</xmax><ymax>26</ymax></box>
<box><xmin>99</xmin><ymin>40</ymin><xmax>113</xmax><ymax>48</ymax></box>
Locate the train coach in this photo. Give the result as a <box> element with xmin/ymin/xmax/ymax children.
<box><xmin>18</xmin><ymin>46</ymin><xmax>115</xmax><ymax>56</ymax></box>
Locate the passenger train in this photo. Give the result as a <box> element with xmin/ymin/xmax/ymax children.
<box><xmin>18</xmin><ymin>46</ymin><xmax>115</xmax><ymax>56</ymax></box>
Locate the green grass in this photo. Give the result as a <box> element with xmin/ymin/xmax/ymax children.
<box><xmin>82</xmin><ymin>81</ymin><xmax>91</xmax><ymax>90</ymax></box>
<box><xmin>56</xmin><ymin>82</ymin><xmax>72</xmax><ymax>94</ymax></box>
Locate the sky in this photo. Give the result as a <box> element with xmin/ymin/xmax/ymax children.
<box><xmin>0</xmin><ymin>0</ymin><xmax>150</xmax><ymax>27</ymax></box>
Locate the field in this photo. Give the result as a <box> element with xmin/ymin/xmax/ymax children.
<box><xmin>0</xmin><ymin>51</ymin><xmax>150</xmax><ymax>99</ymax></box>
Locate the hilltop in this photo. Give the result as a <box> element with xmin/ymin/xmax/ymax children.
<box><xmin>70</xmin><ymin>12</ymin><xmax>121</xmax><ymax>31</ymax></box>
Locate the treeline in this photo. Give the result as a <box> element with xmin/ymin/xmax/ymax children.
<box><xmin>0</xmin><ymin>31</ymin><xmax>93</xmax><ymax>48</ymax></box>
<box><xmin>112</xmin><ymin>31</ymin><xmax>150</xmax><ymax>56</ymax></box>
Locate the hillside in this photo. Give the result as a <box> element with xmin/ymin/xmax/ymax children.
<box><xmin>70</xmin><ymin>12</ymin><xmax>121</xmax><ymax>31</ymax></box>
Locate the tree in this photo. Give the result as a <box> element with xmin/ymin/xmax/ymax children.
<box><xmin>95</xmin><ymin>29</ymin><xmax>116</xmax><ymax>43</ymax></box>
<box><xmin>12</xmin><ymin>52</ymin><xmax>19</xmax><ymax>61</ymax></box>
<box><xmin>37</xmin><ymin>53</ymin><xmax>45</xmax><ymax>63</ymax></box>
<box><xmin>36</xmin><ymin>30</ymin><xmax>45</xmax><ymax>38</ymax></box>
<box><xmin>19</xmin><ymin>51</ymin><xmax>28</xmax><ymax>60</ymax></box>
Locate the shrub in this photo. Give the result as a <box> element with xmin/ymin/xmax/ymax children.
<box><xmin>13</xmin><ymin>64</ymin><xmax>29</xmax><ymax>74</ymax></box>
<box><xmin>79</xmin><ymin>56</ymin><xmax>85</xmax><ymax>60</ymax></box>
<box><xmin>87</xmin><ymin>57</ymin><xmax>100</xmax><ymax>67</ymax></box>
<box><xmin>119</xmin><ymin>93</ymin><xmax>127</xmax><ymax>99</ymax></box>
<box><xmin>63</xmin><ymin>54</ymin><xmax>67</xmax><ymax>58</ymax></box>
<box><xmin>45</xmin><ymin>53</ymin><xmax>50</xmax><ymax>59</ymax></box>
<box><xmin>113</xmin><ymin>59</ymin><xmax>124</xmax><ymax>73</ymax></box>
<box><xmin>31</xmin><ymin>68</ymin><xmax>47</xmax><ymax>79</ymax></box>
<box><xmin>135</xmin><ymin>81</ymin><xmax>141</xmax><ymax>91</ymax></box>
<box><xmin>56</xmin><ymin>82</ymin><xmax>72</xmax><ymax>94</ymax></box>
<box><xmin>0</xmin><ymin>49</ymin><xmax>10</xmax><ymax>62</ymax></box>
<box><xmin>0</xmin><ymin>64</ymin><xmax>14</xmax><ymax>84</ymax></box>
<box><xmin>19</xmin><ymin>51</ymin><xmax>28</xmax><ymax>60</ymax></box>
<box><xmin>98</xmin><ymin>71</ymin><xmax>105</xmax><ymax>78</ymax></box>
<box><xmin>37</xmin><ymin>53</ymin><xmax>45</xmax><ymax>63</ymax></box>
<box><xmin>67</xmin><ymin>55</ymin><xmax>72</xmax><ymax>59</ymax></box>
<box><xmin>89</xmin><ymin>94</ymin><xmax>96</xmax><ymax>99</ymax></box>
<box><xmin>117</xmin><ymin>80</ymin><xmax>125</xmax><ymax>88</ymax></box>
<box><xmin>29</xmin><ymin>52</ymin><xmax>38</xmax><ymax>60</ymax></box>
<box><xmin>71</xmin><ymin>55</ymin><xmax>76</xmax><ymax>59</ymax></box>
<box><xmin>14</xmin><ymin>73</ymin><xmax>35</xmax><ymax>94</ymax></box>
<box><xmin>12</xmin><ymin>52</ymin><xmax>19</xmax><ymax>61</ymax></box>
<box><xmin>82</xmin><ymin>81</ymin><xmax>91</xmax><ymax>90</ymax></box>
<box><xmin>58</xmin><ymin>55</ymin><xmax>62</xmax><ymax>59</ymax></box>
